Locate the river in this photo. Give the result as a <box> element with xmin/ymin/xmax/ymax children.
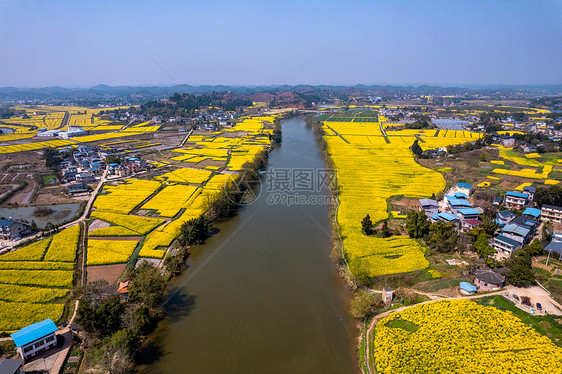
<box><xmin>141</xmin><ymin>117</ymin><xmax>359</xmax><ymax>374</ymax></box>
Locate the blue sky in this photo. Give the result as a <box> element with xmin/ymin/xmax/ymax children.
<box><xmin>0</xmin><ymin>0</ymin><xmax>561</xmax><ymax>87</ymax></box>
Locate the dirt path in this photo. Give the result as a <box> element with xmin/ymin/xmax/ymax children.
<box><xmin>20</xmin><ymin>181</ymin><xmax>36</xmax><ymax>204</ymax></box>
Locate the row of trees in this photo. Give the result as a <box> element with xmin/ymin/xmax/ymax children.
<box><xmin>140</xmin><ymin>92</ymin><xmax>253</xmax><ymax>117</ymax></box>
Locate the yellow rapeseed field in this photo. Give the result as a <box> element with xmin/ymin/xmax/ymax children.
<box><xmin>323</xmin><ymin>119</ymin><xmax>481</xmax><ymax>277</ymax></box>
<box><xmin>86</xmin><ymin>239</ymin><xmax>139</xmax><ymax>266</ymax></box>
<box><xmin>93</xmin><ymin>179</ymin><xmax>161</xmax><ymax>214</ymax></box>
<box><xmin>375</xmin><ymin>299</ymin><xmax>562</xmax><ymax>373</ymax></box>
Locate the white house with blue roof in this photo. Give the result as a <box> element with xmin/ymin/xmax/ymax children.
<box><xmin>456</xmin><ymin>183</ymin><xmax>473</xmax><ymax>196</ymax></box>
<box><xmin>504</xmin><ymin>191</ymin><xmax>528</xmax><ymax>209</ymax></box>
<box><xmin>501</xmin><ymin>223</ymin><xmax>532</xmax><ymax>245</ymax></box>
<box><xmin>10</xmin><ymin>319</ymin><xmax>58</xmax><ymax>360</ymax></box>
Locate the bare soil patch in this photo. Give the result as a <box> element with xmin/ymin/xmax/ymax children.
<box><xmin>87</xmin><ymin>263</ymin><xmax>126</xmax><ymax>285</ymax></box>
<box><xmin>88</xmin><ymin>219</ymin><xmax>110</xmax><ymax>232</ymax></box>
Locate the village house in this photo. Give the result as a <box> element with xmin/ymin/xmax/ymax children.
<box><xmin>418</xmin><ymin>199</ymin><xmax>439</xmax><ymax>216</ymax></box>
<box><xmin>459</xmin><ymin>282</ymin><xmax>477</xmax><ymax>295</ymax></box>
<box><xmin>523</xmin><ymin>144</ymin><xmax>538</xmax><ymax>153</ymax></box>
<box><xmin>10</xmin><ymin>319</ymin><xmax>58</xmax><ymax>360</ymax></box>
<box><xmin>493</xmin><ymin>234</ymin><xmax>522</xmax><ymax>255</ymax></box>
<box><xmin>382</xmin><ymin>287</ymin><xmax>394</xmax><ymax>305</ymax></box>
<box><xmin>523</xmin><ymin>186</ymin><xmax>536</xmax><ymax>201</ymax></box>
<box><xmin>541</xmin><ymin>204</ymin><xmax>562</xmax><ymax>223</ymax></box>
<box><xmin>430</xmin><ymin>212</ymin><xmax>461</xmax><ymax>227</ymax></box>
<box><xmin>474</xmin><ymin>269</ymin><xmax>505</xmax><ymax>291</ymax></box>
<box><xmin>67</xmin><ymin>182</ymin><xmax>89</xmax><ymax>194</ymax></box>
<box><xmin>456</xmin><ymin>208</ymin><xmax>481</xmax><ymax>221</ymax></box>
<box><xmin>504</xmin><ymin>191</ymin><xmax>528</xmax><ymax>209</ymax></box>
<box><xmin>445</xmin><ymin>195</ymin><xmax>472</xmax><ymax>215</ymax></box>
<box><xmin>75</xmin><ymin>172</ymin><xmax>96</xmax><ymax>184</ymax></box>
<box><xmin>500</xmin><ymin>223</ymin><xmax>532</xmax><ymax>246</ymax></box>
<box><xmin>0</xmin><ymin>219</ymin><xmax>31</xmax><ymax>240</ymax></box>
<box><xmin>544</xmin><ymin>241</ymin><xmax>562</xmax><ymax>260</ymax></box>
<box><xmin>496</xmin><ymin>210</ymin><xmax>517</xmax><ymax>227</ymax></box>
<box><xmin>461</xmin><ymin>218</ymin><xmax>481</xmax><ymax>232</ymax></box>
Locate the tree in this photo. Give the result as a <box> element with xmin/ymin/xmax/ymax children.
<box><xmin>479</xmin><ymin>151</ymin><xmax>491</xmax><ymax>162</ymax></box>
<box><xmin>524</xmin><ymin>238</ymin><xmax>544</xmax><ymax>257</ymax></box>
<box><xmin>381</xmin><ymin>220</ymin><xmax>392</xmax><ymax>238</ymax></box>
<box><xmin>180</xmin><ymin>215</ymin><xmax>212</xmax><ymax>246</ymax></box>
<box><xmin>406</xmin><ymin>211</ymin><xmax>429</xmax><ymax>239</ymax></box>
<box><xmin>349</xmin><ymin>289</ymin><xmax>375</xmax><ymax>319</ymax></box>
<box><xmin>479</xmin><ymin>218</ymin><xmax>499</xmax><ymax>237</ymax></box>
<box><xmin>427</xmin><ymin>222</ymin><xmax>457</xmax><ymax>253</ymax></box>
<box><xmin>507</xmin><ymin>251</ymin><xmax>535</xmax><ymax>287</ymax></box>
<box><xmin>411</xmin><ymin>139</ymin><xmax>423</xmax><ymax>157</ymax></box>
<box><xmin>271</xmin><ymin>119</ymin><xmax>282</xmax><ymax>143</ymax></box>
<box><xmin>127</xmin><ymin>262</ymin><xmax>167</xmax><ymax>310</ymax></box>
<box><xmin>543</xmin><ymin>220</ymin><xmax>553</xmax><ymax>243</ymax></box>
<box><xmin>361</xmin><ymin>214</ymin><xmax>373</xmax><ymax>235</ymax></box>
<box><xmin>105</xmin><ymin>155</ymin><xmax>121</xmax><ymax>165</ymax></box>
<box><xmin>535</xmin><ymin>185</ymin><xmax>562</xmax><ymax>207</ymax></box>
<box><xmin>77</xmin><ymin>295</ymin><xmax>123</xmax><ymax>337</ymax></box>
<box><xmin>473</xmin><ymin>233</ymin><xmax>495</xmax><ymax>260</ymax></box>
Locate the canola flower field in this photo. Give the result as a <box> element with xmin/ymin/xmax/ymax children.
<box><xmin>374</xmin><ymin>299</ymin><xmax>562</xmax><ymax>373</ymax></box>
<box><xmin>88</xmin><ymin>115</ymin><xmax>277</xmax><ymax>262</ymax></box>
<box><xmin>0</xmin><ymin>111</ymin><xmax>277</xmax><ymax>332</ymax></box>
<box><xmin>322</xmin><ymin>119</ymin><xmax>480</xmax><ymax>277</ymax></box>
<box><xmin>0</xmin><ymin>225</ymin><xmax>80</xmax><ymax>332</ymax></box>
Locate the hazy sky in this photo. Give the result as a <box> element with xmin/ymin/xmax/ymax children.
<box><xmin>1</xmin><ymin>0</ymin><xmax>561</xmax><ymax>87</ymax></box>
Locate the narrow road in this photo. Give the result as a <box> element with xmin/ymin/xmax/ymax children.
<box><xmin>179</xmin><ymin>128</ymin><xmax>194</xmax><ymax>147</ymax></box>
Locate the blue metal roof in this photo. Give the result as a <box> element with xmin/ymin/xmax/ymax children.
<box><xmin>457</xmin><ymin>208</ymin><xmax>480</xmax><ymax>216</ymax></box>
<box><xmin>502</xmin><ymin>224</ymin><xmax>530</xmax><ymax>237</ymax></box>
<box><xmin>506</xmin><ymin>191</ymin><xmax>527</xmax><ymax>199</ymax></box>
<box><xmin>459</xmin><ymin>282</ymin><xmax>477</xmax><ymax>292</ymax></box>
<box><xmin>10</xmin><ymin>319</ymin><xmax>57</xmax><ymax>347</ymax></box>
<box><xmin>458</xmin><ymin>183</ymin><xmax>472</xmax><ymax>189</ymax></box>
<box><xmin>522</xmin><ymin>208</ymin><xmax>541</xmax><ymax>218</ymax></box>
<box><xmin>436</xmin><ymin>212</ymin><xmax>461</xmax><ymax>222</ymax></box>
<box><xmin>454</xmin><ymin>192</ymin><xmax>468</xmax><ymax>199</ymax></box>
<box><xmin>448</xmin><ymin>199</ymin><xmax>472</xmax><ymax>207</ymax></box>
